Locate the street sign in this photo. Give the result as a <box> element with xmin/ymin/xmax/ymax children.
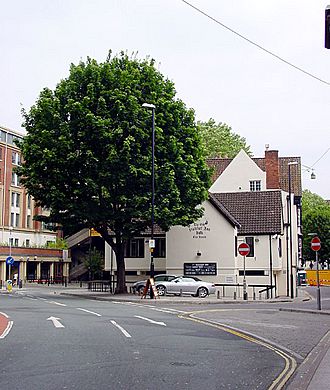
<box><xmin>311</xmin><ymin>236</ymin><xmax>321</xmax><ymax>252</ymax></box>
<box><xmin>6</xmin><ymin>256</ymin><xmax>14</xmax><ymax>265</ymax></box>
<box><xmin>238</xmin><ymin>243</ymin><xmax>250</xmax><ymax>257</ymax></box>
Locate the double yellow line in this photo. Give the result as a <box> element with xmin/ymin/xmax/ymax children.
<box><xmin>178</xmin><ymin>310</ymin><xmax>297</xmax><ymax>390</ymax></box>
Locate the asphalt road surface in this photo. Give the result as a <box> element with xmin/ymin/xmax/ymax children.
<box><xmin>0</xmin><ymin>289</ymin><xmax>291</xmax><ymax>390</ymax></box>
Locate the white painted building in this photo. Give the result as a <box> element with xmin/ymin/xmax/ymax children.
<box><xmin>90</xmin><ymin>148</ymin><xmax>302</xmax><ymax>298</ymax></box>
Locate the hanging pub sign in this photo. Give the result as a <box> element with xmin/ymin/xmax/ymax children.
<box><xmin>184</xmin><ymin>262</ymin><xmax>217</xmax><ymax>276</ymax></box>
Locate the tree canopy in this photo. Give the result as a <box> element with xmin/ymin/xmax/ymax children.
<box><xmin>302</xmin><ymin>190</ymin><xmax>330</xmax><ymax>265</ymax></box>
<box><xmin>197</xmin><ymin>118</ymin><xmax>251</xmax><ymax>158</ymax></box>
<box><xmin>17</xmin><ymin>52</ymin><xmax>210</xmax><ymax>293</ymax></box>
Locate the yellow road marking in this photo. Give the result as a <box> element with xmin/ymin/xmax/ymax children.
<box><xmin>179</xmin><ymin>310</ymin><xmax>297</xmax><ymax>390</ymax></box>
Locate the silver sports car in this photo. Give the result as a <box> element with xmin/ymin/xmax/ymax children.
<box><xmin>156</xmin><ymin>276</ymin><xmax>216</xmax><ymax>298</ymax></box>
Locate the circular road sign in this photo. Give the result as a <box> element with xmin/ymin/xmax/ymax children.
<box><xmin>6</xmin><ymin>256</ymin><xmax>14</xmax><ymax>265</ymax></box>
<box><xmin>238</xmin><ymin>242</ymin><xmax>250</xmax><ymax>256</ymax></box>
<box><xmin>311</xmin><ymin>236</ymin><xmax>321</xmax><ymax>252</ymax></box>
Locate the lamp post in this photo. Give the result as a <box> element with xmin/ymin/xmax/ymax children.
<box><xmin>142</xmin><ymin>103</ymin><xmax>156</xmax><ymax>294</ymax></box>
<box><xmin>288</xmin><ymin>161</ymin><xmax>298</xmax><ymax>299</ymax></box>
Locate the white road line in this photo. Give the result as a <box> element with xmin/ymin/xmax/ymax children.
<box><xmin>0</xmin><ymin>321</ymin><xmax>14</xmax><ymax>339</ymax></box>
<box><xmin>76</xmin><ymin>308</ymin><xmax>102</xmax><ymax>317</ymax></box>
<box><xmin>110</xmin><ymin>320</ymin><xmax>132</xmax><ymax>338</ymax></box>
<box><xmin>149</xmin><ymin>307</ymin><xmax>179</xmax><ymax>314</ymax></box>
<box><xmin>0</xmin><ymin>312</ymin><xmax>13</xmax><ymax>339</ymax></box>
<box><xmin>159</xmin><ymin>308</ymin><xmax>187</xmax><ymax>313</ymax></box>
<box><xmin>48</xmin><ymin>301</ymin><xmax>67</xmax><ymax>307</ymax></box>
<box><xmin>134</xmin><ymin>315</ymin><xmax>166</xmax><ymax>326</ymax></box>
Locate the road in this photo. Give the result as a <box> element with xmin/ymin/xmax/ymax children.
<box><xmin>0</xmin><ymin>286</ymin><xmax>329</xmax><ymax>389</ymax></box>
<box><xmin>0</xmin><ymin>288</ymin><xmax>286</xmax><ymax>390</ymax></box>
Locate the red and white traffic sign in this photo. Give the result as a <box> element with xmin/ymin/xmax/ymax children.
<box><xmin>311</xmin><ymin>236</ymin><xmax>321</xmax><ymax>252</ymax></box>
<box><xmin>238</xmin><ymin>242</ymin><xmax>250</xmax><ymax>256</ymax></box>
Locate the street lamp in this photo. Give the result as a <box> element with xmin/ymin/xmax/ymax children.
<box><xmin>302</xmin><ymin>164</ymin><xmax>316</xmax><ymax>180</ymax></box>
<box><xmin>142</xmin><ymin>103</ymin><xmax>156</xmax><ymax>292</ymax></box>
<box><xmin>288</xmin><ymin>161</ymin><xmax>298</xmax><ymax>299</ymax></box>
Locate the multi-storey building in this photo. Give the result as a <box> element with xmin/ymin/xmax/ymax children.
<box><xmin>0</xmin><ymin>125</ymin><xmax>69</xmax><ymax>284</ymax></box>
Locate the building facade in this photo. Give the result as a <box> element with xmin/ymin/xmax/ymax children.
<box><xmin>0</xmin><ymin>125</ymin><xmax>68</xmax><ymax>284</ymax></box>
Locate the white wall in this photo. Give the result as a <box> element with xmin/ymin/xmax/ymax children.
<box><xmin>166</xmin><ymin>200</ymin><xmax>238</xmax><ymax>283</ymax></box>
<box><xmin>209</xmin><ymin>150</ymin><xmax>266</xmax><ymax>193</ymax></box>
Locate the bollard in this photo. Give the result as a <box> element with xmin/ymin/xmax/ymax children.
<box><xmin>253</xmin><ymin>291</ymin><xmax>256</xmax><ymax>300</ymax></box>
<box><xmin>217</xmin><ymin>290</ymin><xmax>220</xmax><ymax>299</ymax></box>
<box><xmin>19</xmin><ymin>280</ymin><xmax>22</xmax><ymax>289</ymax></box>
<box><xmin>64</xmin><ymin>277</ymin><xmax>67</xmax><ymax>287</ymax></box>
<box><xmin>80</xmin><ymin>280</ymin><xmax>82</xmax><ymax>288</ymax></box>
<box><xmin>234</xmin><ymin>291</ymin><xmax>237</xmax><ymax>300</ymax></box>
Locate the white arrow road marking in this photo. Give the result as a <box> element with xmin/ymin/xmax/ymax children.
<box><xmin>110</xmin><ymin>320</ymin><xmax>131</xmax><ymax>338</ymax></box>
<box><xmin>48</xmin><ymin>301</ymin><xmax>67</xmax><ymax>307</ymax></box>
<box><xmin>76</xmin><ymin>308</ymin><xmax>102</xmax><ymax>317</ymax></box>
<box><xmin>134</xmin><ymin>315</ymin><xmax>166</xmax><ymax>326</ymax></box>
<box><xmin>47</xmin><ymin>317</ymin><xmax>65</xmax><ymax>328</ymax></box>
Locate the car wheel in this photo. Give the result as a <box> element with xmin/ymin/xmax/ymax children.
<box><xmin>157</xmin><ymin>285</ymin><xmax>166</xmax><ymax>296</ymax></box>
<box><xmin>138</xmin><ymin>285</ymin><xmax>145</xmax><ymax>294</ymax></box>
<box><xmin>197</xmin><ymin>287</ymin><xmax>208</xmax><ymax>298</ymax></box>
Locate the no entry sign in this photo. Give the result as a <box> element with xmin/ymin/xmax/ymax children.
<box><xmin>311</xmin><ymin>236</ymin><xmax>321</xmax><ymax>252</ymax></box>
<box><xmin>238</xmin><ymin>242</ymin><xmax>250</xmax><ymax>257</ymax></box>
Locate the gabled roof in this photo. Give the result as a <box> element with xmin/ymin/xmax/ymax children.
<box><xmin>211</xmin><ymin>191</ymin><xmax>283</xmax><ymax>235</ymax></box>
<box><xmin>207</xmin><ymin>155</ymin><xmax>302</xmax><ymax>196</ymax></box>
<box><xmin>208</xmin><ymin>193</ymin><xmax>240</xmax><ymax>228</ymax></box>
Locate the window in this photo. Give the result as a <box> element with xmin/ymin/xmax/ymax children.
<box><xmin>26</xmin><ymin>239</ymin><xmax>30</xmax><ymax>247</ymax></box>
<box><xmin>153</xmin><ymin>238</ymin><xmax>166</xmax><ymax>258</ymax></box>
<box><xmin>0</xmin><ymin>147</ymin><xmax>2</xmax><ymax>160</ymax></box>
<box><xmin>239</xmin><ymin>270</ymin><xmax>265</xmax><ymax>276</ymax></box>
<box><xmin>12</xmin><ymin>151</ymin><xmax>21</xmax><ymax>165</ymax></box>
<box><xmin>249</xmin><ymin>180</ymin><xmax>261</xmax><ymax>191</ymax></box>
<box><xmin>10</xmin><ymin>212</ymin><xmax>20</xmax><ymax>227</ymax></box>
<box><xmin>245</xmin><ymin>237</ymin><xmax>255</xmax><ymax>257</ymax></box>
<box><xmin>26</xmin><ymin>215</ymin><xmax>31</xmax><ymax>228</ymax></box>
<box><xmin>11</xmin><ymin>192</ymin><xmax>20</xmax><ymax>207</ymax></box>
<box><xmin>278</xmin><ymin>238</ymin><xmax>282</xmax><ymax>258</ymax></box>
<box><xmin>14</xmin><ymin>238</ymin><xmax>19</xmax><ymax>247</ymax></box>
<box><xmin>15</xmin><ymin>213</ymin><xmax>20</xmax><ymax>228</ymax></box>
<box><xmin>27</xmin><ymin>195</ymin><xmax>32</xmax><ymax>209</ymax></box>
<box><xmin>11</xmin><ymin>172</ymin><xmax>20</xmax><ymax>186</ymax></box>
<box><xmin>124</xmin><ymin>238</ymin><xmax>145</xmax><ymax>258</ymax></box>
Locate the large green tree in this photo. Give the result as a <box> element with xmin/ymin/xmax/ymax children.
<box><xmin>197</xmin><ymin>118</ymin><xmax>251</xmax><ymax>158</ymax></box>
<box><xmin>17</xmin><ymin>52</ymin><xmax>210</xmax><ymax>293</ymax></box>
<box><xmin>302</xmin><ymin>190</ymin><xmax>330</xmax><ymax>265</ymax></box>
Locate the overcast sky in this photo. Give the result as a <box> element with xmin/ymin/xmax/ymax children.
<box><xmin>1</xmin><ymin>0</ymin><xmax>330</xmax><ymax>198</ymax></box>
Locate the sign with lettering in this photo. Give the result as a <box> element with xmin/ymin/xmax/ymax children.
<box><xmin>188</xmin><ymin>220</ymin><xmax>211</xmax><ymax>239</ymax></box>
<box><xmin>184</xmin><ymin>263</ymin><xmax>217</xmax><ymax>276</ymax></box>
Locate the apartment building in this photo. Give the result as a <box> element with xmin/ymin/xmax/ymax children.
<box><xmin>0</xmin><ymin>125</ymin><xmax>68</xmax><ymax>284</ymax></box>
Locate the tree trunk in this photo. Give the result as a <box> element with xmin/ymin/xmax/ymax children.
<box><xmin>115</xmin><ymin>246</ymin><xmax>127</xmax><ymax>294</ymax></box>
<box><xmin>98</xmin><ymin>228</ymin><xmax>127</xmax><ymax>294</ymax></box>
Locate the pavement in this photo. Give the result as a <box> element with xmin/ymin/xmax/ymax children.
<box><xmin>1</xmin><ymin>283</ymin><xmax>330</xmax><ymax>389</ymax></box>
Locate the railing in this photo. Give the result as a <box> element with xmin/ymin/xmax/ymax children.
<box><xmin>214</xmin><ymin>283</ymin><xmax>276</xmax><ymax>300</ymax></box>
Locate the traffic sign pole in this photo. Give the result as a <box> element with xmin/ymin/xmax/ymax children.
<box><xmin>311</xmin><ymin>236</ymin><xmax>321</xmax><ymax>310</ymax></box>
<box><xmin>316</xmin><ymin>251</ymin><xmax>321</xmax><ymax>310</ymax></box>
<box><xmin>238</xmin><ymin>243</ymin><xmax>250</xmax><ymax>301</ymax></box>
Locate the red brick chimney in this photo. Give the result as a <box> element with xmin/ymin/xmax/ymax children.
<box><xmin>265</xmin><ymin>149</ymin><xmax>280</xmax><ymax>189</ymax></box>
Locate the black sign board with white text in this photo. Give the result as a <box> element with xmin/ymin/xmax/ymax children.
<box><xmin>184</xmin><ymin>262</ymin><xmax>217</xmax><ymax>276</ymax></box>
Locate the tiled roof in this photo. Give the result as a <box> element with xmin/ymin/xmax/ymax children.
<box><xmin>208</xmin><ymin>193</ymin><xmax>240</xmax><ymax>228</ymax></box>
<box><xmin>212</xmin><ymin>191</ymin><xmax>283</xmax><ymax>235</ymax></box>
<box><xmin>207</xmin><ymin>156</ymin><xmax>302</xmax><ymax>196</ymax></box>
